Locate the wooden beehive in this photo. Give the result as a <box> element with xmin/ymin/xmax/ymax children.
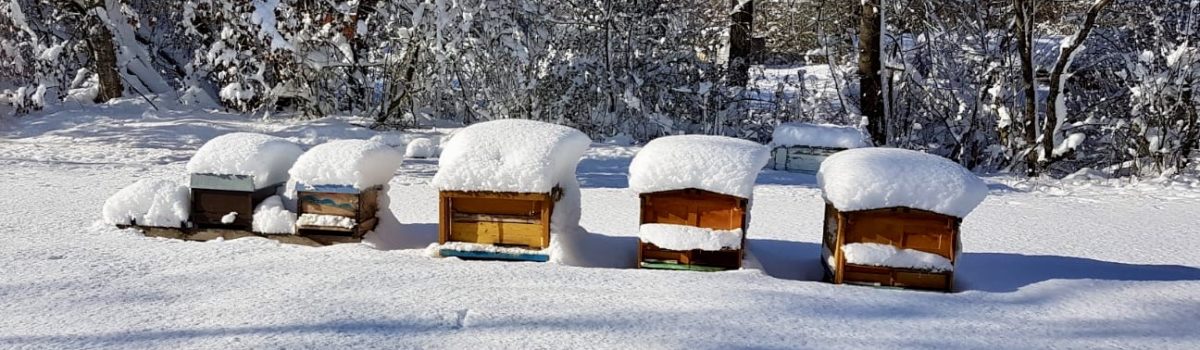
<box><xmin>438</xmin><ymin>190</ymin><xmax>557</xmax><ymax>250</ymax></box>
<box><xmin>821</xmin><ymin>203</ymin><xmax>960</xmax><ymax>291</ymax></box>
<box><xmin>770</xmin><ymin>145</ymin><xmax>844</xmax><ymax>173</ymax></box>
<box><xmin>190</xmin><ymin>173</ymin><xmax>280</xmax><ymax>230</ymax></box>
<box><xmin>638</xmin><ymin>188</ymin><xmax>749</xmax><ymax>271</ymax></box>
<box><xmin>295</xmin><ymin>184</ymin><xmax>382</xmax><ymax>237</ymax></box>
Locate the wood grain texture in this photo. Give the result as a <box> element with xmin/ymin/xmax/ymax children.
<box><xmin>827</xmin><ymin>204</ymin><xmax>959</xmax><ymax>291</ymax></box>
<box><xmin>439</xmin><ymin>190</ymin><xmax>554</xmax><ymax>250</ymax></box>
<box><xmin>190</xmin><ymin>185</ymin><xmax>278</xmax><ymax>230</ymax></box>
<box><xmin>295</xmin><ymin>186</ymin><xmax>382</xmax><ymax>238</ymax></box>
<box><xmin>637</xmin><ymin>189</ymin><xmax>749</xmax><ymax>270</ymax></box>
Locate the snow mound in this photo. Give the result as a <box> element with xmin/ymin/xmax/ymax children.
<box><xmin>220</xmin><ymin>212</ymin><xmax>238</xmax><ymax>224</ymax></box>
<box><xmin>101</xmin><ymin>179</ymin><xmax>190</xmax><ymax>228</ymax></box>
<box><xmin>842</xmin><ymin>243</ymin><xmax>953</xmax><ymax>272</ymax></box>
<box><xmin>638</xmin><ymin>223</ymin><xmax>742</xmax><ymax>251</ymax></box>
<box><xmin>289</xmin><ymin>139</ymin><xmax>404</xmax><ymax>189</ymax></box>
<box><xmin>185</xmin><ymin>132</ymin><xmax>304</xmax><ymax>189</ymax></box>
<box><xmin>297</xmin><ymin>213</ymin><xmax>356</xmax><ymax>229</ymax></box>
<box><xmin>404</xmin><ymin>138</ymin><xmax>437</xmax><ymax>158</ymax></box>
<box><xmin>431</xmin><ymin>119</ymin><xmax>591</xmax><ymax>193</ymax></box>
<box><xmin>818</xmin><ymin>148</ymin><xmax>987</xmax><ymax>218</ymax></box>
<box><xmin>628</xmin><ymin>135</ymin><xmax>770</xmax><ymax>199</ymax></box>
<box><xmin>771</xmin><ymin>123</ymin><xmax>869</xmax><ymax>149</ymax></box>
<box><xmin>252</xmin><ymin>196</ymin><xmax>295</xmax><ymax>234</ymax></box>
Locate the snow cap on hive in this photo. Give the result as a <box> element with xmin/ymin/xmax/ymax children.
<box><xmin>817</xmin><ymin>148</ymin><xmax>987</xmax><ymax>218</ymax></box>
<box><xmin>102</xmin><ymin>179</ymin><xmax>190</xmax><ymax>228</ymax></box>
<box><xmin>431</xmin><ymin>119</ymin><xmax>592</xmax><ymax>193</ymax></box>
<box><xmin>628</xmin><ymin>135</ymin><xmax>771</xmax><ymax>199</ymax></box>
<box><xmin>186</xmin><ymin>132</ymin><xmax>304</xmax><ymax>189</ymax></box>
<box><xmin>771</xmin><ymin>122</ymin><xmax>869</xmax><ymax>149</ymax></box>
<box><xmin>289</xmin><ymin>139</ymin><xmax>404</xmax><ymax>189</ymax></box>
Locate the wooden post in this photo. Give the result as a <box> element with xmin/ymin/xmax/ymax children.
<box><xmin>833</xmin><ymin>211</ymin><xmax>847</xmax><ymax>285</ymax></box>
<box><xmin>540</xmin><ymin>197</ymin><xmax>552</xmax><ymax>248</ymax></box>
<box><xmin>438</xmin><ymin>192</ymin><xmax>450</xmax><ymax>244</ymax></box>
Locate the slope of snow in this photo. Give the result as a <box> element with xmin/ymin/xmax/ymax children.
<box><xmin>628</xmin><ymin>135</ymin><xmax>771</xmax><ymax>199</ymax></box>
<box><xmin>771</xmin><ymin>122</ymin><xmax>869</xmax><ymax>149</ymax></box>
<box><xmin>638</xmin><ymin>223</ymin><xmax>743</xmax><ymax>251</ymax></box>
<box><xmin>431</xmin><ymin>119</ymin><xmax>591</xmax><ymax>193</ymax></box>
<box><xmin>289</xmin><ymin>139</ymin><xmax>404</xmax><ymax>189</ymax></box>
<box><xmin>185</xmin><ymin>132</ymin><xmax>303</xmax><ymax>189</ymax></box>
<box><xmin>2</xmin><ymin>101</ymin><xmax>1199</xmax><ymax>349</ymax></box>
<box><xmin>818</xmin><ymin>148</ymin><xmax>988</xmax><ymax>217</ymax></box>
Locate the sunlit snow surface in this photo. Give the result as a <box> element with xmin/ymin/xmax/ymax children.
<box><xmin>1</xmin><ymin>99</ymin><xmax>1199</xmax><ymax>348</ymax></box>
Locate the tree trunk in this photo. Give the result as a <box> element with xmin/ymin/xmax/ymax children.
<box><xmin>859</xmin><ymin>0</ymin><xmax>886</xmax><ymax>145</ymax></box>
<box><xmin>352</xmin><ymin>0</ymin><xmax>379</xmax><ymax>113</ymax></box>
<box><xmin>727</xmin><ymin>0</ymin><xmax>754</xmax><ymax>87</ymax></box>
<box><xmin>1013</xmin><ymin>0</ymin><xmax>1038</xmax><ymax>175</ymax></box>
<box><xmin>87</xmin><ymin>7</ymin><xmax>122</xmax><ymax>103</ymax></box>
<box><xmin>1040</xmin><ymin>0</ymin><xmax>1114</xmax><ymax>168</ymax></box>
<box><xmin>1177</xmin><ymin>76</ymin><xmax>1198</xmax><ymax>170</ymax></box>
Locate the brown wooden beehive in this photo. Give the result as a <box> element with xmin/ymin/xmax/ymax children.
<box><xmin>821</xmin><ymin>203</ymin><xmax>960</xmax><ymax>291</ymax></box>
<box><xmin>637</xmin><ymin>188</ymin><xmax>749</xmax><ymax>271</ymax></box>
<box><xmin>295</xmin><ymin>184</ymin><xmax>382</xmax><ymax>238</ymax></box>
<box><xmin>438</xmin><ymin>190</ymin><xmax>557</xmax><ymax>250</ymax></box>
<box><xmin>189</xmin><ymin>174</ymin><xmax>279</xmax><ymax>230</ymax></box>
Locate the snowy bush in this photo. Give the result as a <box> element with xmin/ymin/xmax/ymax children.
<box><xmin>404</xmin><ymin>138</ymin><xmax>437</xmax><ymax>158</ymax></box>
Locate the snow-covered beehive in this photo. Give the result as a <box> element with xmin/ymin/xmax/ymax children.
<box><xmin>288</xmin><ymin>139</ymin><xmax>404</xmax><ymax>237</ymax></box>
<box><xmin>185</xmin><ymin>132</ymin><xmax>303</xmax><ymax>229</ymax></box>
<box><xmin>817</xmin><ymin>148</ymin><xmax>987</xmax><ymax>291</ymax></box>
<box><xmin>429</xmin><ymin>119</ymin><xmax>591</xmax><ymax>260</ymax></box>
<box><xmin>102</xmin><ymin>179</ymin><xmax>191</xmax><ymax>228</ymax></box>
<box><xmin>768</xmin><ymin>123</ymin><xmax>868</xmax><ymax>173</ymax></box>
<box><xmin>628</xmin><ymin>135</ymin><xmax>770</xmax><ymax>271</ymax></box>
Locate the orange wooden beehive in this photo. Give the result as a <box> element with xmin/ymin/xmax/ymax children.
<box><xmin>428</xmin><ymin>119</ymin><xmax>592</xmax><ymax>261</ymax></box>
<box><xmin>816</xmin><ymin>147</ymin><xmax>986</xmax><ymax>292</ymax></box>
<box><xmin>628</xmin><ymin>135</ymin><xmax>772</xmax><ymax>272</ymax></box>
<box><xmin>821</xmin><ymin>204</ymin><xmax>960</xmax><ymax>291</ymax></box>
<box><xmin>637</xmin><ymin>189</ymin><xmax>749</xmax><ymax>271</ymax></box>
<box><xmin>438</xmin><ymin>189</ymin><xmax>557</xmax><ymax>250</ymax></box>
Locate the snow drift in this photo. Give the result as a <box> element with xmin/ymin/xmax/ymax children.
<box><xmin>842</xmin><ymin>243</ymin><xmax>954</xmax><ymax>272</ymax></box>
<box><xmin>638</xmin><ymin>223</ymin><xmax>742</xmax><ymax>251</ymax></box>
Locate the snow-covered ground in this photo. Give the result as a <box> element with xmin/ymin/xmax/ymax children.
<box><xmin>2</xmin><ymin>100</ymin><xmax>1199</xmax><ymax>349</ymax></box>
